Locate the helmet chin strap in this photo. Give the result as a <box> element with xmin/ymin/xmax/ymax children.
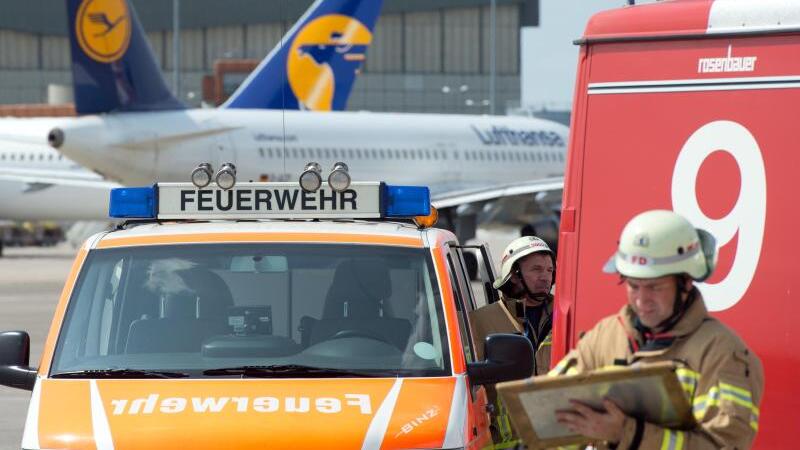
<box><xmin>518</xmin><ymin>270</ymin><xmax>552</xmax><ymax>303</ymax></box>
<box><xmin>653</xmin><ymin>276</ymin><xmax>695</xmax><ymax>332</ymax></box>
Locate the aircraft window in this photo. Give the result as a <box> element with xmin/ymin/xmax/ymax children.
<box><xmin>298</xmin><ymin>148</ymin><xmax>305</xmax><ymax>159</ymax></box>
<box><xmin>0</xmin><ymin>154</ymin><xmax>5</xmax><ymax>161</ymax></box>
<box><xmin>38</xmin><ymin>153</ymin><xmax>44</xmax><ymax>161</ymax></box>
<box><xmin>432</xmin><ymin>150</ymin><xmax>438</xmax><ymax>160</ymax></box>
<box><xmin>379</xmin><ymin>149</ymin><xmax>385</xmax><ymax>159</ymax></box>
<box><xmin>258</xmin><ymin>148</ymin><xmax>264</xmax><ymax>158</ymax></box>
<box><xmin>9</xmin><ymin>154</ymin><xmax>15</xmax><ymax>161</ymax></box>
<box><xmin>522</xmin><ymin>152</ymin><xmax>529</xmax><ymax>162</ymax></box>
<box><xmin>356</xmin><ymin>149</ymin><xmax>363</xmax><ymax>159</ymax></box>
<box><xmin>449</xmin><ymin>151</ymin><xmax>454</xmax><ymax>160</ymax></box>
<box><xmin>514</xmin><ymin>152</ymin><xmax>521</xmax><ymax>162</ymax></box>
<box><xmin>424</xmin><ymin>149</ymin><xmax>431</xmax><ymax>159</ymax></box>
<box><xmin>536</xmin><ymin>152</ymin><xmax>542</xmax><ymax>162</ymax></box>
<box><xmin>544</xmin><ymin>152</ymin><xmax>551</xmax><ymax>162</ymax></box>
<box><xmin>267</xmin><ymin>148</ymin><xmax>273</xmax><ymax>158</ymax></box>
<box><xmin>323</xmin><ymin>149</ymin><xmax>330</xmax><ymax>159</ymax></box>
<box><xmin>558</xmin><ymin>152</ymin><xmax>564</xmax><ymax>162</ymax></box>
<box><xmin>48</xmin><ymin>154</ymin><xmax>53</xmax><ymax>161</ymax></box>
<box><xmin>59</xmin><ymin>154</ymin><xmax>63</xmax><ymax>160</ymax></box>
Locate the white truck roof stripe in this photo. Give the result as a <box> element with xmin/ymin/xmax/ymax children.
<box><xmin>708</xmin><ymin>0</ymin><xmax>800</xmax><ymax>34</ymax></box>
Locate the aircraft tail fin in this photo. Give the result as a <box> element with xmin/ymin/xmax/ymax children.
<box><xmin>66</xmin><ymin>0</ymin><xmax>185</xmax><ymax>115</ymax></box>
<box><xmin>223</xmin><ymin>0</ymin><xmax>383</xmax><ymax>111</ymax></box>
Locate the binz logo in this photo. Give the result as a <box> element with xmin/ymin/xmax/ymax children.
<box><xmin>394</xmin><ymin>407</ymin><xmax>440</xmax><ymax>437</ymax></box>
<box><xmin>697</xmin><ymin>45</ymin><xmax>757</xmax><ymax>74</ymax></box>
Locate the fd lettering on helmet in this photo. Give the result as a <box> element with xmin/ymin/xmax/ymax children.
<box><xmin>630</xmin><ymin>255</ymin><xmax>649</xmax><ymax>266</ymax></box>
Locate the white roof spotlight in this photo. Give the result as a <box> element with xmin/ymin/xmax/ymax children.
<box><xmin>215</xmin><ymin>162</ymin><xmax>237</xmax><ymax>190</ymax></box>
<box><xmin>299</xmin><ymin>162</ymin><xmax>323</xmax><ymax>192</ymax></box>
<box><xmin>190</xmin><ymin>162</ymin><xmax>214</xmax><ymax>188</ymax></box>
<box><xmin>327</xmin><ymin>162</ymin><xmax>351</xmax><ymax>192</ymax></box>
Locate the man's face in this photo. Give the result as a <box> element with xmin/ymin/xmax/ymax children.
<box><xmin>625</xmin><ymin>276</ymin><xmax>683</xmax><ymax>328</ymax></box>
<box><xmin>512</xmin><ymin>252</ymin><xmax>554</xmax><ymax>296</ymax></box>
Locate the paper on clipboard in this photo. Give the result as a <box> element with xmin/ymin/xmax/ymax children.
<box><xmin>497</xmin><ymin>362</ymin><xmax>694</xmax><ymax>449</ymax></box>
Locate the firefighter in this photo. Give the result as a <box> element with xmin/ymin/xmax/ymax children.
<box><xmin>493</xmin><ymin>235</ymin><xmax>555</xmax><ymax>375</ymax></box>
<box><xmin>486</xmin><ymin>236</ymin><xmax>556</xmax><ymax>449</ymax></box>
<box><xmin>552</xmin><ymin>210</ymin><xmax>764</xmax><ymax>449</ymax></box>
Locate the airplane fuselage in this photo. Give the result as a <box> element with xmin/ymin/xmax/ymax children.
<box><xmin>52</xmin><ymin>109</ymin><xmax>568</xmax><ymax>193</ymax></box>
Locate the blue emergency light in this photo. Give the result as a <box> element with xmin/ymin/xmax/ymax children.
<box><xmin>384</xmin><ymin>185</ymin><xmax>430</xmax><ymax>217</ymax></box>
<box><xmin>108</xmin><ymin>183</ymin><xmax>430</xmax><ymax>219</ymax></box>
<box><xmin>109</xmin><ymin>186</ymin><xmax>156</xmax><ymax>218</ymax></box>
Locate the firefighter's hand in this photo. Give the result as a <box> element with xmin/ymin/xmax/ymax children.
<box><xmin>555</xmin><ymin>398</ymin><xmax>626</xmax><ymax>444</ymax></box>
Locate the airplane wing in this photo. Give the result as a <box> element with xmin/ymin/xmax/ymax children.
<box><xmin>0</xmin><ymin>169</ymin><xmax>120</xmax><ymax>190</ymax></box>
<box><xmin>431</xmin><ymin>177</ymin><xmax>564</xmax><ymax>209</ymax></box>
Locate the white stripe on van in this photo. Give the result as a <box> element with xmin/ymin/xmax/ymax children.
<box><xmin>90</xmin><ymin>380</ymin><xmax>115</xmax><ymax>450</ymax></box>
<box><xmin>360</xmin><ymin>378</ymin><xmax>403</xmax><ymax>450</ymax></box>
<box><xmin>442</xmin><ymin>375</ymin><xmax>467</xmax><ymax>448</ymax></box>
<box><xmin>20</xmin><ymin>377</ymin><xmax>41</xmax><ymax>449</ymax></box>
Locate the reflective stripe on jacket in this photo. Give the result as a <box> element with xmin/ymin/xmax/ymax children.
<box><xmin>549</xmin><ymin>295</ymin><xmax>764</xmax><ymax>450</ymax></box>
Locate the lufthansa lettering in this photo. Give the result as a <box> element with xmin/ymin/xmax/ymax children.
<box><xmin>179</xmin><ymin>188</ymin><xmax>358</xmax><ymax>212</ymax></box>
<box><xmin>471</xmin><ymin>125</ymin><xmax>565</xmax><ymax>147</ymax></box>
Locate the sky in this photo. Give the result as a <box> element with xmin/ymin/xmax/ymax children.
<box><xmin>520</xmin><ymin>1</ymin><xmax>655</xmax><ymax>111</ymax></box>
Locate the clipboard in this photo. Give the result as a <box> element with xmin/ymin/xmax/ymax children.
<box><xmin>496</xmin><ymin>362</ymin><xmax>694</xmax><ymax>449</ymax></box>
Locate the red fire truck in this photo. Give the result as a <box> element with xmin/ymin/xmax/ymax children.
<box><xmin>552</xmin><ymin>1</ymin><xmax>797</xmax><ymax>447</ymax></box>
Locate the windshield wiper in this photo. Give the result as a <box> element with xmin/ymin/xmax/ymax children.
<box><xmin>51</xmin><ymin>369</ymin><xmax>190</xmax><ymax>379</ymax></box>
<box><xmin>202</xmin><ymin>364</ymin><xmax>387</xmax><ymax>378</ymax></box>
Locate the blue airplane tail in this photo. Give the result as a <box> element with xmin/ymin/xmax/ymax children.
<box><xmin>223</xmin><ymin>0</ymin><xmax>383</xmax><ymax>111</ymax></box>
<box><xmin>66</xmin><ymin>0</ymin><xmax>184</xmax><ymax>115</ymax></box>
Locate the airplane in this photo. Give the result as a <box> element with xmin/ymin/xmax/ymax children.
<box><xmin>1</xmin><ymin>0</ymin><xmax>568</xmax><ymax>246</ymax></box>
<box><xmin>0</xmin><ymin>0</ymin><xmax>384</xmax><ymax>221</ymax></box>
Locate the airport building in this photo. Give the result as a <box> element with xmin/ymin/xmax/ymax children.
<box><xmin>0</xmin><ymin>0</ymin><xmax>535</xmax><ymax>115</ymax></box>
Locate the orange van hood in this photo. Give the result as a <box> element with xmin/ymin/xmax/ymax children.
<box><xmin>26</xmin><ymin>377</ymin><xmax>465</xmax><ymax>450</ymax></box>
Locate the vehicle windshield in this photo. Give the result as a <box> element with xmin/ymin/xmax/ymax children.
<box><xmin>51</xmin><ymin>243</ymin><xmax>450</xmax><ymax>378</ymax></box>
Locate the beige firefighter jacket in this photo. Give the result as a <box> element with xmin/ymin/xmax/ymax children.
<box><xmin>549</xmin><ymin>293</ymin><xmax>763</xmax><ymax>450</ymax></box>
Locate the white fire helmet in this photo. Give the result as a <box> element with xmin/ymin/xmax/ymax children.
<box><xmin>493</xmin><ymin>236</ymin><xmax>554</xmax><ymax>289</ymax></box>
<box><xmin>603</xmin><ymin>210</ymin><xmax>718</xmax><ymax>281</ymax></box>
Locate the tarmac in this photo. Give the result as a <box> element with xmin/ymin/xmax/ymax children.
<box><xmin>0</xmin><ymin>244</ymin><xmax>74</xmax><ymax>449</ymax></box>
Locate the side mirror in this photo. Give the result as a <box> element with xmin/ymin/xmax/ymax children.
<box><xmin>467</xmin><ymin>333</ymin><xmax>533</xmax><ymax>386</ymax></box>
<box><xmin>0</xmin><ymin>331</ymin><xmax>37</xmax><ymax>391</ymax></box>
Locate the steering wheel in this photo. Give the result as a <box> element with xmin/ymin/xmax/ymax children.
<box><xmin>329</xmin><ymin>329</ymin><xmax>394</xmax><ymax>346</ymax></box>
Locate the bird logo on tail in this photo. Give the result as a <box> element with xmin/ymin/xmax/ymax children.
<box><xmin>287</xmin><ymin>14</ymin><xmax>373</xmax><ymax>111</ymax></box>
<box><xmin>76</xmin><ymin>0</ymin><xmax>131</xmax><ymax>63</ymax></box>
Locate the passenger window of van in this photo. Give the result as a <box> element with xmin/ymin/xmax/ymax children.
<box><xmin>446</xmin><ymin>253</ymin><xmax>476</xmax><ymax>363</ymax></box>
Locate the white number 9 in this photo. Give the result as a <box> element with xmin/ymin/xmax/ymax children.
<box><xmin>671</xmin><ymin>120</ymin><xmax>766</xmax><ymax>311</ymax></box>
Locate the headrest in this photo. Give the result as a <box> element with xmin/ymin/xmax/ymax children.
<box><xmin>175</xmin><ymin>268</ymin><xmax>234</xmax><ymax>318</ymax></box>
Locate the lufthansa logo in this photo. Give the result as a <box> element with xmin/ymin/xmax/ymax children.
<box><xmin>76</xmin><ymin>0</ymin><xmax>131</xmax><ymax>63</ymax></box>
<box><xmin>287</xmin><ymin>14</ymin><xmax>372</xmax><ymax>111</ymax></box>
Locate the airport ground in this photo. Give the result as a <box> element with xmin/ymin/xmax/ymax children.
<box><xmin>0</xmin><ymin>244</ymin><xmax>74</xmax><ymax>449</ymax></box>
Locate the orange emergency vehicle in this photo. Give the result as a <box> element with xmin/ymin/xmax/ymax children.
<box><xmin>553</xmin><ymin>1</ymin><xmax>797</xmax><ymax>447</ymax></box>
<box><xmin>0</xmin><ymin>170</ymin><xmax>533</xmax><ymax>449</ymax></box>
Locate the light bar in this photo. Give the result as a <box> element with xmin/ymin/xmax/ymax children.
<box><xmin>109</xmin><ymin>187</ymin><xmax>156</xmax><ymax>218</ymax></box>
<box><xmin>384</xmin><ymin>185</ymin><xmax>430</xmax><ymax>218</ymax></box>
<box><xmin>108</xmin><ymin>182</ymin><xmax>430</xmax><ymax>221</ymax></box>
